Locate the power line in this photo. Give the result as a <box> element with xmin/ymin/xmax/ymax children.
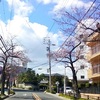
<box><xmin>52</xmin><ymin>0</ymin><xmax>99</xmax><ymax>66</ymax></box>
<box><xmin>32</xmin><ymin>62</ymin><xmax>48</xmax><ymax>69</ymax></box>
<box><xmin>46</xmin><ymin>21</ymin><xmax>55</xmax><ymax>37</ymax></box>
<box><xmin>55</xmin><ymin>0</ymin><xmax>98</xmax><ymax>53</ymax></box>
<box><xmin>45</xmin><ymin>0</ymin><xmax>71</xmax><ymax>38</ymax></box>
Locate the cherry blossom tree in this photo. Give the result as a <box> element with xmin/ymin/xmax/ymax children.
<box><xmin>53</xmin><ymin>37</ymin><xmax>83</xmax><ymax>98</ymax></box>
<box><xmin>54</xmin><ymin>0</ymin><xmax>100</xmax><ymax>98</ymax></box>
<box><xmin>0</xmin><ymin>38</ymin><xmax>29</xmax><ymax>95</ymax></box>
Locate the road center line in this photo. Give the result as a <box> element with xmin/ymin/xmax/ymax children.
<box><xmin>33</xmin><ymin>93</ymin><xmax>42</xmax><ymax>100</ymax></box>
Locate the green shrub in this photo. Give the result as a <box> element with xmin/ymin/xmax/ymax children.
<box><xmin>45</xmin><ymin>89</ymin><xmax>56</xmax><ymax>94</ymax></box>
<box><xmin>85</xmin><ymin>83</ymin><xmax>89</xmax><ymax>88</ymax></box>
<box><xmin>0</xmin><ymin>94</ymin><xmax>6</xmax><ymax>100</ymax></box>
<box><xmin>10</xmin><ymin>90</ymin><xmax>15</xmax><ymax>95</ymax></box>
<box><xmin>28</xmin><ymin>87</ymin><xmax>33</xmax><ymax>90</ymax></box>
<box><xmin>45</xmin><ymin>89</ymin><xmax>50</xmax><ymax>92</ymax></box>
<box><xmin>59</xmin><ymin>93</ymin><xmax>87</xmax><ymax>100</ymax></box>
<box><xmin>52</xmin><ymin>86</ymin><xmax>56</xmax><ymax>92</ymax></box>
<box><xmin>51</xmin><ymin>90</ymin><xmax>56</xmax><ymax>94</ymax></box>
<box><xmin>78</xmin><ymin>84</ymin><xmax>81</xmax><ymax>89</ymax></box>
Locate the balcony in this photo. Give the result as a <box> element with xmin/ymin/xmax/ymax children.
<box><xmin>88</xmin><ymin>66</ymin><xmax>100</xmax><ymax>80</ymax></box>
<box><xmin>89</xmin><ymin>52</ymin><xmax>100</xmax><ymax>61</ymax></box>
<box><xmin>91</xmin><ymin>44</ymin><xmax>100</xmax><ymax>54</ymax></box>
<box><xmin>93</xmin><ymin>65</ymin><xmax>100</xmax><ymax>74</ymax></box>
<box><xmin>88</xmin><ymin>44</ymin><xmax>100</xmax><ymax>61</ymax></box>
<box><xmin>86</xmin><ymin>32</ymin><xmax>99</xmax><ymax>46</ymax></box>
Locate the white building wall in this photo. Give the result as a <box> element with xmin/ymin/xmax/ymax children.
<box><xmin>74</xmin><ymin>26</ymin><xmax>91</xmax><ymax>82</ymax></box>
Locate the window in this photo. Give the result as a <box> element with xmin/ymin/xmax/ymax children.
<box><xmin>79</xmin><ymin>34</ymin><xmax>83</xmax><ymax>38</ymax></box>
<box><xmin>80</xmin><ymin>65</ymin><xmax>84</xmax><ymax>69</ymax></box>
<box><xmin>80</xmin><ymin>55</ymin><xmax>84</xmax><ymax>59</ymax></box>
<box><xmin>81</xmin><ymin>75</ymin><xmax>85</xmax><ymax>79</ymax></box>
<box><xmin>80</xmin><ymin>45</ymin><xmax>84</xmax><ymax>49</ymax></box>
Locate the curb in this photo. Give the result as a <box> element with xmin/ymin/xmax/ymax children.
<box><xmin>1</xmin><ymin>93</ymin><xmax>15</xmax><ymax>100</ymax></box>
<box><xmin>45</xmin><ymin>92</ymin><xmax>70</xmax><ymax>100</ymax></box>
<box><xmin>0</xmin><ymin>95</ymin><xmax>9</xmax><ymax>100</ymax></box>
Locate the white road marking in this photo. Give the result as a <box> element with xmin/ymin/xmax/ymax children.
<box><xmin>23</xmin><ymin>93</ymin><xmax>27</xmax><ymax>96</ymax></box>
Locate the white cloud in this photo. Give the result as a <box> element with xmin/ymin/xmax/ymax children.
<box><xmin>6</xmin><ymin>0</ymin><xmax>33</xmax><ymax>16</ymax></box>
<box><xmin>0</xmin><ymin>20</ymin><xmax>8</xmax><ymax>40</ymax></box>
<box><xmin>6</xmin><ymin>15</ymin><xmax>49</xmax><ymax>39</ymax></box>
<box><xmin>36</xmin><ymin>0</ymin><xmax>93</xmax><ymax>14</ymax></box>
<box><xmin>0</xmin><ymin>1</ymin><xmax>60</xmax><ymax>78</ymax></box>
<box><xmin>0</xmin><ymin>14</ymin><xmax>63</xmax><ymax>69</ymax></box>
<box><xmin>34</xmin><ymin>63</ymin><xmax>73</xmax><ymax>78</ymax></box>
<box><xmin>53</xmin><ymin>0</ymin><xmax>93</xmax><ymax>13</ymax></box>
<box><xmin>52</xmin><ymin>65</ymin><xmax>72</xmax><ymax>77</ymax></box>
<box><xmin>36</xmin><ymin>0</ymin><xmax>52</xmax><ymax>4</ymax></box>
<box><xmin>0</xmin><ymin>0</ymin><xmax>74</xmax><ymax>76</ymax></box>
<box><xmin>30</xmin><ymin>23</ymin><xmax>48</xmax><ymax>38</ymax></box>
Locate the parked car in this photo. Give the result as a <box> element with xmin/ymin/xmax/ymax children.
<box><xmin>66</xmin><ymin>86</ymin><xmax>73</xmax><ymax>94</ymax></box>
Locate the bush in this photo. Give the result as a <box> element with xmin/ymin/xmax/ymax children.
<box><xmin>45</xmin><ymin>89</ymin><xmax>56</xmax><ymax>94</ymax></box>
<box><xmin>28</xmin><ymin>87</ymin><xmax>33</xmax><ymax>90</ymax></box>
<box><xmin>85</xmin><ymin>83</ymin><xmax>89</xmax><ymax>88</ymax></box>
<box><xmin>46</xmin><ymin>89</ymin><xmax>50</xmax><ymax>92</ymax></box>
<box><xmin>10</xmin><ymin>89</ymin><xmax>15</xmax><ymax>95</ymax></box>
<box><xmin>59</xmin><ymin>93</ymin><xmax>87</xmax><ymax>100</ymax></box>
<box><xmin>78</xmin><ymin>84</ymin><xmax>81</xmax><ymax>89</ymax></box>
<box><xmin>51</xmin><ymin>90</ymin><xmax>56</xmax><ymax>94</ymax></box>
<box><xmin>52</xmin><ymin>86</ymin><xmax>56</xmax><ymax>92</ymax></box>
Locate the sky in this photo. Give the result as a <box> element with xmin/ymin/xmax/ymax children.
<box><xmin>0</xmin><ymin>0</ymin><xmax>98</xmax><ymax>78</ymax></box>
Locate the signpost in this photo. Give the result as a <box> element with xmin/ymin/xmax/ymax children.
<box><xmin>55</xmin><ymin>81</ymin><xmax>59</xmax><ymax>93</ymax></box>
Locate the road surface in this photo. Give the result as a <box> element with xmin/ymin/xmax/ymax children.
<box><xmin>4</xmin><ymin>89</ymin><xmax>34</xmax><ymax>100</ymax></box>
<box><xmin>4</xmin><ymin>89</ymin><xmax>68</xmax><ymax>100</ymax></box>
<box><xmin>33</xmin><ymin>92</ymin><xmax>67</xmax><ymax>100</ymax></box>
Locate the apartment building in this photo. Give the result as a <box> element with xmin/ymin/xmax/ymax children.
<box><xmin>86</xmin><ymin>32</ymin><xmax>100</xmax><ymax>84</ymax></box>
<box><xmin>74</xmin><ymin>31</ymin><xmax>91</xmax><ymax>84</ymax></box>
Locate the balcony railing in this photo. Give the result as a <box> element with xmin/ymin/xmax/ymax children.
<box><xmin>93</xmin><ymin>65</ymin><xmax>100</xmax><ymax>74</ymax></box>
<box><xmin>91</xmin><ymin>44</ymin><xmax>100</xmax><ymax>55</ymax></box>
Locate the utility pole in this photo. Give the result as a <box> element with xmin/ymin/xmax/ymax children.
<box><xmin>44</xmin><ymin>37</ymin><xmax>52</xmax><ymax>93</ymax></box>
<box><xmin>48</xmin><ymin>38</ymin><xmax>52</xmax><ymax>93</ymax></box>
<box><xmin>55</xmin><ymin>59</ymin><xmax>69</xmax><ymax>94</ymax></box>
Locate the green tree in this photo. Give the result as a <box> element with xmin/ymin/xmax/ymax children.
<box><xmin>17</xmin><ymin>68</ymin><xmax>36</xmax><ymax>84</ymax></box>
<box><xmin>51</xmin><ymin>75</ymin><xmax>64</xmax><ymax>88</ymax></box>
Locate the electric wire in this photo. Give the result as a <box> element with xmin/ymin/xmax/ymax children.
<box><xmin>32</xmin><ymin>62</ymin><xmax>48</xmax><ymax>69</ymax></box>
<box><xmin>0</xmin><ymin>0</ymin><xmax>99</xmax><ymax>73</ymax></box>
<box><xmin>45</xmin><ymin>0</ymin><xmax>71</xmax><ymax>38</ymax></box>
<box><xmin>51</xmin><ymin>0</ymin><xmax>99</xmax><ymax>67</ymax></box>
<box><xmin>55</xmin><ymin>0</ymin><xmax>98</xmax><ymax>55</ymax></box>
<box><xmin>51</xmin><ymin>14</ymin><xmax>100</xmax><ymax>69</ymax></box>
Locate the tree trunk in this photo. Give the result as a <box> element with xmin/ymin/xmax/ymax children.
<box><xmin>1</xmin><ymin>59</ymin><xmax>7</xmax><ymax>95</ymax></box>
<box><xmin>72</xmin><ymin>68</ymin><xmax>80</xmax><ymax>99</ymax></box>
<box><xmin>7</xmin><ymin>77</ymin><xmax>10</xmax><ymax>95</ymax></box>
<box><xmin>1</xmin><ymin>67</ymin><xmax>6</xmax><ymax>95</ymax></box>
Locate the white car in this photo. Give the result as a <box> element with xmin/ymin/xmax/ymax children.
<box><xmin>66</xmin><ymin>86</ymin><xmax>73</xmax><ymax>94</ymax></box>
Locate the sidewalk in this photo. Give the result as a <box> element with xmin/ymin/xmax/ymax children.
<box><xmin>45</xmin><ymin>92</ymin><xmax>71</xmax><ymax>100</ymax></box>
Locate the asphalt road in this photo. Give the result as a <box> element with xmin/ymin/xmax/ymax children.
<box><xmin>34</xmin><ymin>92</ymin><xmax>67</xmax><ymax>100</ymax></box>
<box><xmin>4</xmin><ymin>89</ymin><xmax>67</xmax><ymax>100</ymax></box>
<box><xmin>4</xmin><ymin>89</ymin><xmax>34</xmax><ymax>100</ymax></box>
